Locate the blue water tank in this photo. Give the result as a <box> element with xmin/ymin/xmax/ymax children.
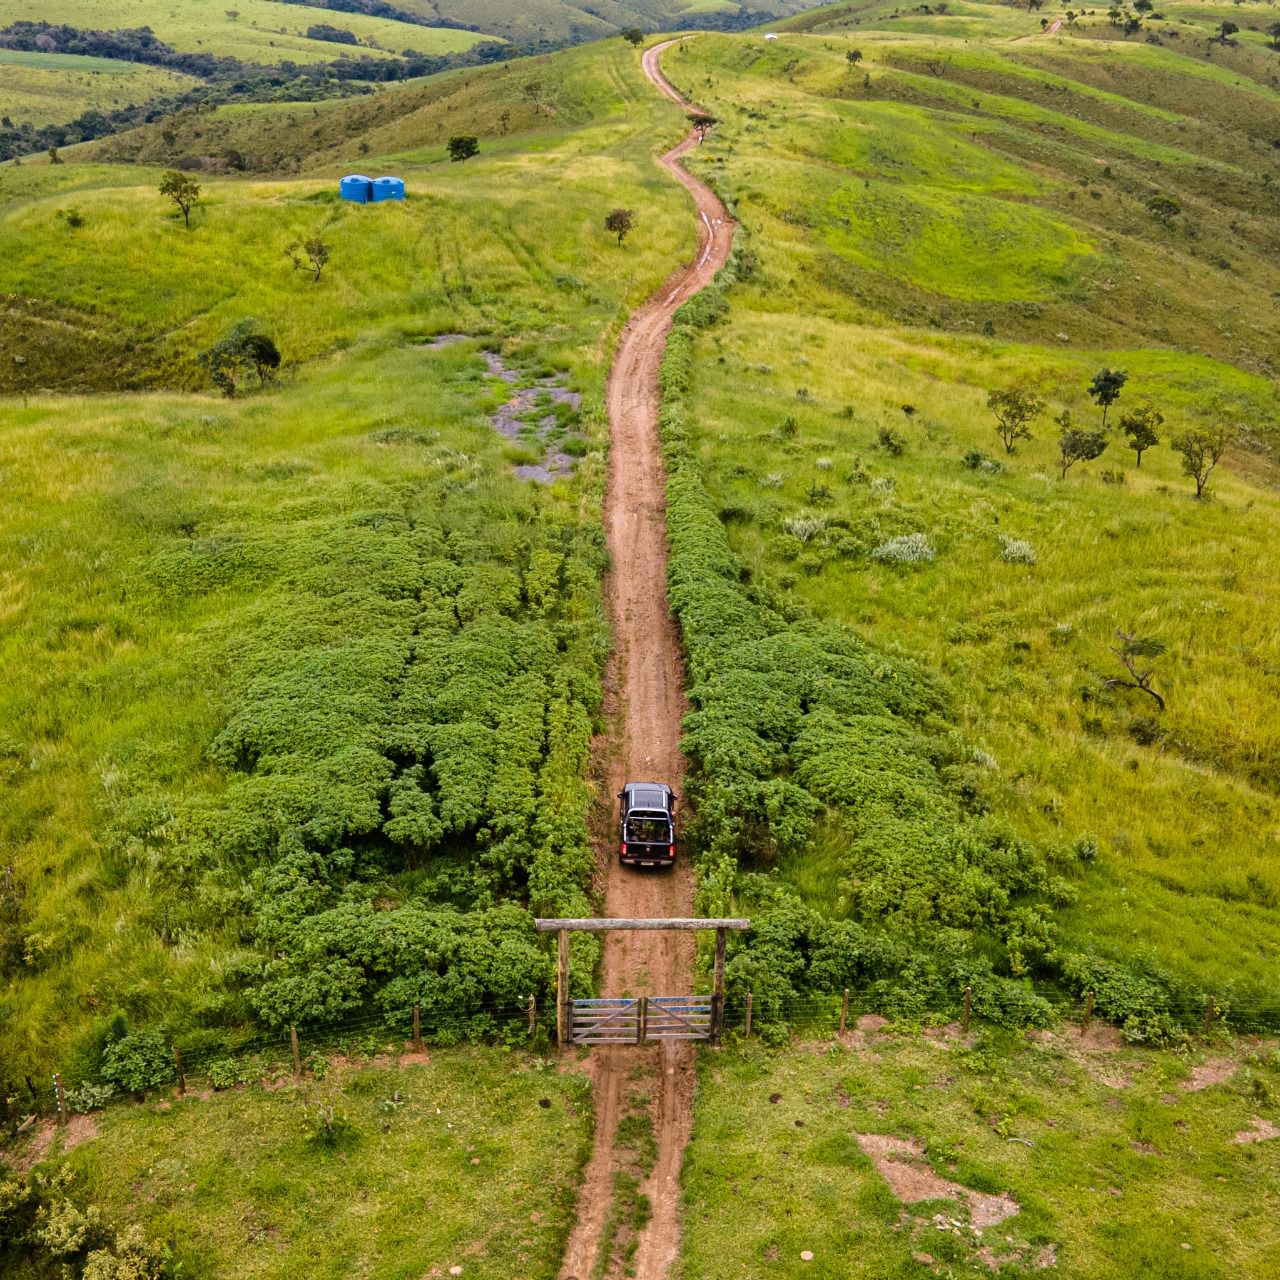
<box><xmin>371</xmin><ymin>176</ymin><xmax>406</xmax><ymax>202</ymax></box>
<box><xmin>340</xmin><ymin>174</ymin><xmax>373</xmax><ymax>203</ymax></box>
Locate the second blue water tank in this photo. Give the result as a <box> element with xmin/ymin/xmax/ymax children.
<box><xmin>371</xmin><ymin>176</ymin><xmax>406</xmax><ymax>202</ymax></box>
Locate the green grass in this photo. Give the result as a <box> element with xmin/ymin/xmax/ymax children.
<box><xmin>0</xmin><ymin>49</ymin><xmax>198</xmax><ymax>128</ymax></box>
<box><xmin>0</xmin><ymin>38</ymin><xmax>695</xmax><ymax>1079</ymax></box>
<box><xmin>682</xmin><ymin>1032</ymin><xmax>1280</xmax><ymax>1278</ymax></box>
<box><xmin>656</xmin><ymin>14</ymin><xmax>1280</xmax><ymax>1004</ymax></box>
<box><xmin>0</xmin><ymin>0</ymin><xmax>495</xmax><ymax>66</ymax></box>
<box><xmin>14</xmin><ymin>1048</ymin><xmax>592</xmax><ymax>1280</ymax></box>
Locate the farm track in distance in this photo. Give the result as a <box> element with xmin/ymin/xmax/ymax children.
<box><xmin>556</xmin><ymin>38</ymin><xmax>735</xmax><ymax>1280</ymax></box>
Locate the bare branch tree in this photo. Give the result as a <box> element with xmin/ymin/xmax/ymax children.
<box><xmin>1104</xmin><ymin>630</ymin><xmax>1166</xmax><ymax>711</ymax></box>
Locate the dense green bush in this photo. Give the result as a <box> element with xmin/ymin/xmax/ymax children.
<box><xmin>659</xmin><ymin>256</ymin><xmax>1105</xmax><ymax>1038</ymax></box>
<box><xmin>99</xmin><ymin>1032</ymin><xmax>172</xmax><ymax>1096</ymax></box>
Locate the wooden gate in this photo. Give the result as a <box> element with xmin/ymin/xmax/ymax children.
<box><xmin>569</xmin><ymin>995</ymin><xmax>714</xmax><ymax>1045</ymax></box>
<box><xmin>534</xmin><ymin>917</ymin><xmax>751</xmax><ymax>1048</ymax></box>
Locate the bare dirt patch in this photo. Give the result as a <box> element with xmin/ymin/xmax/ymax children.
<box><xmin>1183</xmin><ymin>1058</ymin><xmax>1237</xmax><ymax>1092</ymax></box>
<box><xmin>855</xmin><ymin>1133</ymin><xmax>1020</xmax><ymax>1228</ymax></box>
<box><xmin>1232</xmin><ymin>1117</ymin><xmax>1280</xmax><ymax>1144</ymax></box>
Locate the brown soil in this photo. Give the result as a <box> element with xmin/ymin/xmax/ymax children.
<box><xmin>556</xmin><ymin>39</ymin><xmax>734</xmax><ymax>1280</ymax></box>
<box><xmin>1183</xmin><ymin>1058</ymin><xmax>1237</xmax><ymax>1092</ymax></box>
<box><xmin>855</xmin><ymin>1133</ymin><xmax>1020</xmax><ymax>1228</ymax></box>
<box><xmin>8</xmin><ymin>1114</ymin><xmax>99</xmax><ymax>1174</ymax></box>
<box><xmin>1232</xmin><ymin>1117</ymin><xmax>1280</xmax><ymax>1144</ymax></box>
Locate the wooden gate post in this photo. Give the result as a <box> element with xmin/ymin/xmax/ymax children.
<box><xmin>638</xmin><ymin>995</ymin><xmax>648</xmax><ymax>1045</ymax></box>
<box><xmin>290</xmin><ymin>1026</ymin><xmax>302</xmax><ymax>1077</ymax></box>
<box><xmin>174</xmin><ymin>1047</ymin><xmax>186</xmax><ymax>1096</ymax></box>
<box><xmin>557</xmin><ymin>928</ymin><xmax>570</xmax><ymax>1048</ymax></box>
<box><xmin>411</xmin><ymin>1004</ymin><xmax>422</xmax><ymax>1052</ymax></box>
<box><xmin>710</xmin><ymin>927</ymin><xmax>727</xmax><ymax>1044</ymax></box>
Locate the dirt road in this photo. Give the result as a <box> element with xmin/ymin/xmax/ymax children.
<box><xmin>556</xmin><ymin>39</ymin><xmax>735</xmax><ymax>1280</ymax></box>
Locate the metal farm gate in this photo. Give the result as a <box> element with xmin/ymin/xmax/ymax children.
<box><xmin>533</xmin><ymin>917</ymin><xmax>751</xmax><ymax>1048</ymax></box>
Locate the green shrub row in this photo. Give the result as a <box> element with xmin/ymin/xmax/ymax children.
<box><xmin>659</xmin><ymin>256</ymin><xmax>1206</xmax><ymax>1043</ymax></box>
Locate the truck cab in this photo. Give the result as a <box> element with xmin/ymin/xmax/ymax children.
<box><xmin>618</xmin><ymin>781</ymin><xmax>677</xmax><ymax>868</ymax></box>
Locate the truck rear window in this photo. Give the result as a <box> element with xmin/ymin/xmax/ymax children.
<box><xmin>626</xmin><ymin>817</ymin><xmax>669</xmax><ymax>843</ymax></box>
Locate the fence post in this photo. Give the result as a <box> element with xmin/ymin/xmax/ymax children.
<box><xmin>839</xmin><ymin>988</ymin><xmax>850</xmax><ymax>1035</ymax></box>
<box><xmin>527</xmin><ymin>994</ymin><xmax>537</xmax><ymax>1039</ymax></box>
<box><xmin>412</xmin><ymin>1004</ymin><xmax>422</xmax><ymax>1052</ymax></box>
<box><xmin>174</xmin><ymin>1047</ymin><xmax>186</xmax><ymax>1096</ymax></box>
<box><xmin>290</xmin><ymin>1026</ymin><xmax>302</xmax><ymax>1078</ymax></box>
<box><xmin>557</xmin><ymin>929</ymin><xmax>570</xmax><ymax>1048</ymax></box>
<box><xmin>962</xmin><ymin>986</ymin><xmax>973</xmax><ymax>1033</ymax></box>
<box><xmin>53</xmin><ymin>1073</ymin><xmax>66</xmax><ymax>1125</ymax></box>
<box><xmin>744</xmin><ymin>991</ymin><xmax>753</xmax><ymax>1039</ymax></box>
<box><xmin>1203</xmin><ymin>995</ymin><xmax>1216</xmax><ymax>1036</ymax></box>
<box><xmin>638</xmin><ymin>995</ymin><xmax>648</xmax><ymax>1046</ymax></box>
<box><xmin>710</xmin><ymin>927</ymin><xmax>728</xmax><ymax>1044</ymax></box>
<box><xmin>1081</xmin><ymin>991</ymin><xmax>1095</xmax><ymax>1035</ymax></box>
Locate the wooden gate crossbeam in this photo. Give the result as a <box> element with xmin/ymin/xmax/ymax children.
<box><xmin>535</xmin><ymin>917</ymin><xmax>751</xmax><ymax>1047</ymax></box>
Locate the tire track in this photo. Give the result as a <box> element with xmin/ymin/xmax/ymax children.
<box><xmin>557</xmin><ymin>37</ymin><xmax>735</xmax><ymax>1280</ymax></box>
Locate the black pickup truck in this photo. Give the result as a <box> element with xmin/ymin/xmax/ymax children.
<box><xmin>617</xmin><ymin>781</ymin><xmax>677</xmax><ymax>868</ymax></box>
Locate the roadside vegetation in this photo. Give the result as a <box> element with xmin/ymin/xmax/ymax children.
<box><xmin>658</xmin><ymin>4</ymin><xmax>1280</xmax><ymax>1035</ymax></box>
<box><xmin>0</xmin><ymin>36</ymin><xmax>693</xmax><ymax>1086</ymax></box>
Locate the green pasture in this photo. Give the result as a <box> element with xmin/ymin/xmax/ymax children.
<box><xmin>682</xmin><ymin>1033</ymin><xmax>1280</xmax><ymax>1278</ymax></box>
<box><xmin>0</xmin><ymin>49</ymin><xmax>197</xmax><ymax>128</ymax></box>
<box><xmin>8</xmin><ymin>1049</ymin><xmax>591</xmax><ymax>1280</ymax></box>
<box><xmin>0</xmin><ymin>0</ymin><xmax>494</xmax><ymax>66</ymax></box>
<box><xmin>0</xmin><ymin>38</ymin><xmax>694</xmax><ymax>1079</ymax></box>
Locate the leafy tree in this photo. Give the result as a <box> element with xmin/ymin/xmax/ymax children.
<box><xmin>1087</xmin><ymin>367</ymin><xmax>1127</xmax><ymax>428</ymax></box>
<box><xmin>605</xmin><ymin>207</ymin><xmax>635</xmax><ymax>247</ymax></box>
<box><xmin>158</xmin><ymin>169</ymin><xmax>200</xmax><ymax>228</ymax></box>
<box><xmin>198</xmin><ymin>321</ymin><xmax>281</xmax><ymax>397</ymax></box>
<box><xmin>689</xmin><ymin>112</ymin><xmax>717</xmax><ymax>142</ymax></box>
<box><xmin>1105</xmin><ymin>630</ymin><xmax>1167</xmax><ymax>711</ymax></box>
<box><xmin>1134</xmin><ymin>0</ymin><xmax>1153</xmax><ymax>11</ymax></box>
<box><xmin>1217</xmin><ymin>19</ymin><xmax>1238</xmax><ymax>42</ymax></box>
<box><xmin>1056</xmin><ymin>410</ymin><xmax>1109</xmax><ymax>478</ymax></box>
<box><xmin>446</xmin><ymin>135</ymin><xmax>479</xmax><ymax>162</ymax></box>
<box><xmin>621</xmin><ymin>26</ymin><xmax>645</xmax><ymax>47</ymax></box>
<box><xmin>1172</xmin><ymin>423</ymin><xmax>1235</xmax><ymax>498</ymax></box>
<box><xmin>987</xmin><ymin>386</ymin><xmax>1044</xmax><ymax>453</ymax></box>
<box><xmin>47</xmin><ymin>145</ymin><xmax>62</xmax><ymax>164</ymax></box>
<box><xmin>1119</xmin><ymin>402</ymin><xmax>1163</xmax><ymax>466</ymax></box>
<box><xmin>1146</xmin><ymin>193</ymin><xmax>1181</xmax><ymax>225</ymax></box>
<box><xmin>847</xmin><ymin>49</ymin><xmax>863</xmax><ymax>65</ymax></box>
<box><xmin>285</xmin><ymin>238</ymin><xmax>330</xmax><ymax>282</ymax></box>
<box><xmin>1269</xmin><ymin>21</ymin><xmax>1280</xmax><ymax>50</ymax></box>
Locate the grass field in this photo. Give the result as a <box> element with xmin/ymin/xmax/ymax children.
<box><xmin>654</xmin><ymin>11</ymin><xmax>1280</xmax><ymax>1013</ymax></box>
<box><xmin>0</xmin><ymin>37</ymin><xmax>694</xmax><ymax>1080</ymax></box>
<box><xmin>5</xmin><ymin>1048</ymin><xmax>592</xmax><ymax>1280</ymax></box>
<box><xmin>0</xmin><ymin>0</ymin><xmax>495</xmax><ymax>66</ymax></box>
<box><xmin>682</xmin><ymin>1030</ymin><xmax>1280</xmax><ymax>1278</ymax></box>
<box><xmin>0</xmin><ymin>49</ymin><xmax>198</xmax><ymax>128</ymax></box>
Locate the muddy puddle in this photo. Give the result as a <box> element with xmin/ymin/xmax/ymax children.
<box><xmin>423</xmin><ymin>334</ymin><xmax>585</xmax><ymax>483</ymax></box>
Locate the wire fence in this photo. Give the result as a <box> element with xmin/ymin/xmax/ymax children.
<box><xmin>17</xmin><ymin>980</ymin><xmax>1280</xmax><ymax>1126</ymax></box>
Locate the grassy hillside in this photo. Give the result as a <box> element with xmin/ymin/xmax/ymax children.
<box><xmin>652</xmin><ymin>5</ymin><xmax>1280</xmax><ymax>1028</ymax></box>
<box><xmin>0</xmin><ymin>37</ymin><xmax>694</xmax><ymax>1081</ymax></box>
<box><xmin>0</xmin><ymin>0</ymin><xmax>495</xmax><ymax>66</ymax></box>
<box><xmin>0</xmin><ymin>49</ymin><xmax>199</xmax><ymax>128</ymax></box>
<box><xmin>683</xmin><ymin>1031</ymin><xmax>1280</xmax><ymax>1278</ymax></box>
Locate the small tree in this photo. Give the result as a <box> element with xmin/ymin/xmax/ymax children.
<box><xmin>1105</xmin><ymin>630</ymin><xmax>1166</xmax><ymax>711</ymax></box>
<box><xmin>847</xmin><ymin>49</ymin><xmax>863</xmax><ymax>65</ymax></box>
<box><xmin>689</xmin><ymin>112</ymin><xmax>717</xmax><ymax>143</ymax></box>
<box><xmin>1056</xmin><ymin>410</ymin><xmax>1108</xmax><ymax>478</ymax></box>
<box><xmin>605</xmin><ymin>207</ymin><xmax>635</xmax><ymax>247</ymax></box>
<box><xmin>1146</xmin><ymin>193</ymin><xmax>1181</xmax><ymax>225</ymax></box>
<box><xmin>199</xmin><ymin>321</ymin><xmax>280</xmax><ymax>397</ymax></box>
<box><xmin>1119</xmin><ymin>402</ymin><xmax>1163</xmax><ymax>466</ymax></box>
<box><xmin>286</xmin><ymin>238</ymin><xmax>330</xmax><ymax>282</ymax></box>
<box><xmin>1172</xmin><ymin>423</ymin><xmax>1235</xmax><ymax>499</ymax></box>
<box><xmin>447</xmin><ymin>135</ymin><xmax>479</xmax><ymax>162</ymax></box>
<box><xmin>159</xmin><ymin>169</ymin><xmax>201</xmax><ymax>228</ymax></box>
<box><xmin>1269</xmin><ymin>21</ymin><xmax>1280</xmax><ymax>49</ymax></box>
<box><xmin>1087</xmin><ymin>367</ymin><xmax>1127</xmax><ymax>429</ymax></box>
<box><xmin>621</xmin><ymin>26</ymin><xmax>645</xmax><ymax>47</ymax></box>
<box><xmin>1217</xmin><ymin>19</ymin><xmax>1238</xmax><ymax>43</ymax></box>
<box><xmin>987</xmin><ymin>387</ymin><xmax>1044</xmax><ymax>453</ymax></box>
<box><xmin>47</xmin><ymin>146</ymin><xmax>62</xmax><ymax>165</ymax></box>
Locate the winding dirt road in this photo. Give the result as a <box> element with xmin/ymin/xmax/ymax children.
<box><xmin>557</xmin><ymin>39</ymin><xmax>735</xmax><ymax>1280</ymax></box>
